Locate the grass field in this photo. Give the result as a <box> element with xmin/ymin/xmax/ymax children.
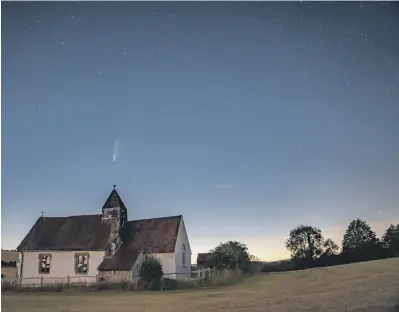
<box><xmin>2</xmin><ymin>258</ymin><xmax>399</xmax><ymax>312</ymax></box>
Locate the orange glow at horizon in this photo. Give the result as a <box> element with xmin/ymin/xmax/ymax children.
<box><xmin>191</xmin><ymin>218</ymin><xmax>399</xmax><ymax>263</ymax></box>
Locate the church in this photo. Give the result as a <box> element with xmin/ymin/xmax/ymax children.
<box><xmin>16</xmin><ymin>186</ymin><xmax>192</xmax><ymax>285</ymax></box>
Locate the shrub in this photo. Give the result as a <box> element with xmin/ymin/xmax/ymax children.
<box><xmin>261</xmin><ymin>260</ymin><xmax>295</xmax><ymax>273</ymax></box>
<box><xmin>160</xmin><ymin>277</ymin><xmax>197</xmax><ymax>290</ymax></box>
<box><xmin>139</xmin><ymin>257</ymin><xmax>163</xmax><ymax>290</ymax></box>
<box><xmin>161</xmin><ymin>277</ymin><xmax>179</xmax><ymax>290</ymax></box>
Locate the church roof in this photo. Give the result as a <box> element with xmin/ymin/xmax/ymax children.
<box><xmin>16</xmin><ymin>214</ymin><xmax>182</xmax><ymax>257</ymax></box>
<box><xmin>97</xmin><ymin>215</ymin><xmax>182</xmax><ymax>270</ymax></box>
<box><xmin>16</xmin><ymin>214</ymin><xmax>112</xmax><ymax>251</ymax></box>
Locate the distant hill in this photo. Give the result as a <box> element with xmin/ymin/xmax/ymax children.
<box><xmin>1</xmin><ymin>250</ymin><xmax>17</xmax><ymax>262</ymax></box>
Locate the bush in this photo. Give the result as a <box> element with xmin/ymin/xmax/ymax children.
<box><xmin>139</xmin><ymin>257</ymin><xmax>163</xmax><ymax>290</ymax></box>
<box><xmin>261</xmin><ymin>260</ymin><xmax>295</xmax><ymax>273</ymax></box>
<box><xmin>161</xmin><ymin>277</ymin><xmax>179</xmax><ymax>290</ymax></box>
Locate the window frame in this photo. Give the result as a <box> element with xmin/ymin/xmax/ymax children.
<box><xmin>38</xmin><ymin>253</ymin><xmax>52</xmax><ymax>274</ymax></box>
<box><xmin>182</xmin><ymin>244</ymin><xmax>186</xmax><ymax>267</ymax></box>
<box><xmin>74</xmin><ymin>252</ymin><xmax>90</xmax><ymax>275</ymax></box>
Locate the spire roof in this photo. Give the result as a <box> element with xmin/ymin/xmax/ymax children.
<box><xmin>102</xmin><ymin>186</ymin><xmax>127</xmax><ymax>211</ymax></box>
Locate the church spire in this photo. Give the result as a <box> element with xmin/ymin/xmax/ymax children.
<box><xmin>102</xmin><ymin>185</ymin><xmax>128</xmax><ymax>223</ymax></box>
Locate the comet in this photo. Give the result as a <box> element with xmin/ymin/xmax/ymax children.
<box><xmin>112</xmin><ymin>138</ymin><xmax>120</xmax><ymax>162</ymax></box>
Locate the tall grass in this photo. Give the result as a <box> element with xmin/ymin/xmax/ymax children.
<box><xmin>1</xmin><ymin>270</ymin><xmax>245</xmax><ymax>293</ymax></box>
<box><xmin>1</xmin><ymin>280</ymin><xmax>139</xmax><ymax>293</ymax></box>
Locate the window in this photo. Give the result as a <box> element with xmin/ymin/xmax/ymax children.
<box><xmin>182</xmin><ymin>244</ymin><xmax>186</xmax><ymax>267</ymax></box>
<box><xmin>38</xmin><ymin>254</ymin><xmax>51</xmax><ymax>274</ymax></box>
<box><xmin>136</xmin><ymin>262</ymin><xmax>141</xmax><ymax>275</ymax></box>
<box><xmin>74</xmin><ymin>253</ymin><xmax>89</xmax><ymax>274</ymax></box>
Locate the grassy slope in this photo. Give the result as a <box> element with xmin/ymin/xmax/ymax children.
<box><xmin>2</xmin><ymin>258</ymin><xmax>399</xmax><ymax>312</ymax></box>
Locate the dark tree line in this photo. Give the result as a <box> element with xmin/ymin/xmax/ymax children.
<box><xmin>1</xmin><ymin>261</ymin><xmax>16</xmax><ymax>267</ymax></box>
<box><xmin>262</xmin><ymin>219</ymin><xmax>399</xmax><ymax>272</ymax></box>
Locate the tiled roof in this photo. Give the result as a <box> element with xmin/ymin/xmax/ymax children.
<box><xmin>197</xmin><ymin>252</ymin><xmax>215</xmax><ymax>264</ymax></box>
<box><xmin>16</xmin><ymin>215</ymin><xmax>112</xmax><ymax>251</ymax></box>
<box><xmin>98</xmin><ymin>248</ymin><xmax>141</xmax><ymax>271</ymax></box>
<box><xmin>98</xmin><ymin>215</ymin><xmax>182</xmax><ymax>270</ymax></box>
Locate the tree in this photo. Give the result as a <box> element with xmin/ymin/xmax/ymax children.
<box><xmin>318</xmin><ymin>238</ymin><xmax>340</xmax><ymax>267</ymax></box>
<box><xmin>139</xmin><ymin>256</ymin><xmax>163</xmax><ymax>290</ymax></box>
<box><xmin>249</xmin><ymin>254</ymin><xmax>262</xmax><ymax>262</ymax></box>
<box><xmin>322</xmin><ymin>238</ymin><xmax>339</xmax><ymax>257</ymax></box>
<box><xmin>381</xmin><ymin>224</ymin><xmax>399</xmax><ymax>257</ymax></box>
<box><xmin>210</xmin><ymin>241</ymin><xmax>251</xmax><ymax>272</ymax></box>
<box><xmin>342</xmin><ymin>219</ymin><xmax>380</xmax><ymax>261</ymax></box>
<box><xmin>285</xmin><ymin>225</ymin><xmax>324</xmax><ymax>268</ymax></box>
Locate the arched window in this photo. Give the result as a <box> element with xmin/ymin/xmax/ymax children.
<box><xmin>182</xmin><ymin>244</ymin><xmax>186</xmax><ymax>267</ymax></box>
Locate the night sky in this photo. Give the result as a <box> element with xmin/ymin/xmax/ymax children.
<box><xmin>2</xmin><ymin>2</ymin><xmax>399</xmax><ymax>262</ymax></box>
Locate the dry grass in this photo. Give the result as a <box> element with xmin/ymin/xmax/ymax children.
<box><xmin>2</xmin><ymin>258</ymin><xmax>399</xmax><ymax>312</ymax></box>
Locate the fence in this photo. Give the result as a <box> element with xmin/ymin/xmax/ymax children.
<box><xmin>191</xmin><ymin>268</ymin><xmax>217</xmax><ymax>280</ymax></box>
<box><xmin>12</xmin><ymin>275</ymin><xmax>98</xmax><ymax>287</ymax></box>
<box><xmin>6</xmin><ymin>270</ymin><xmax>213</xmax><ymax>287</ymax></box>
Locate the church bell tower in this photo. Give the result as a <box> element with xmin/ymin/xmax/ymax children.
<box><xmin>101</xmin><ymin>185</ymin><xmax>128</xmax><ymax>257</ymax></box>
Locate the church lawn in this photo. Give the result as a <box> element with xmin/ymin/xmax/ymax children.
<box><xmin>2</xmin><ymin>258</ymin><xmax>399</xmax><ymax>312</ymax></box>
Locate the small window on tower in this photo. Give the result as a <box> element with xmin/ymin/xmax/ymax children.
<box><xmin>38</xmin><ymin>254</ymin><xmax>52</xmax><ymax>274</ymax></box>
